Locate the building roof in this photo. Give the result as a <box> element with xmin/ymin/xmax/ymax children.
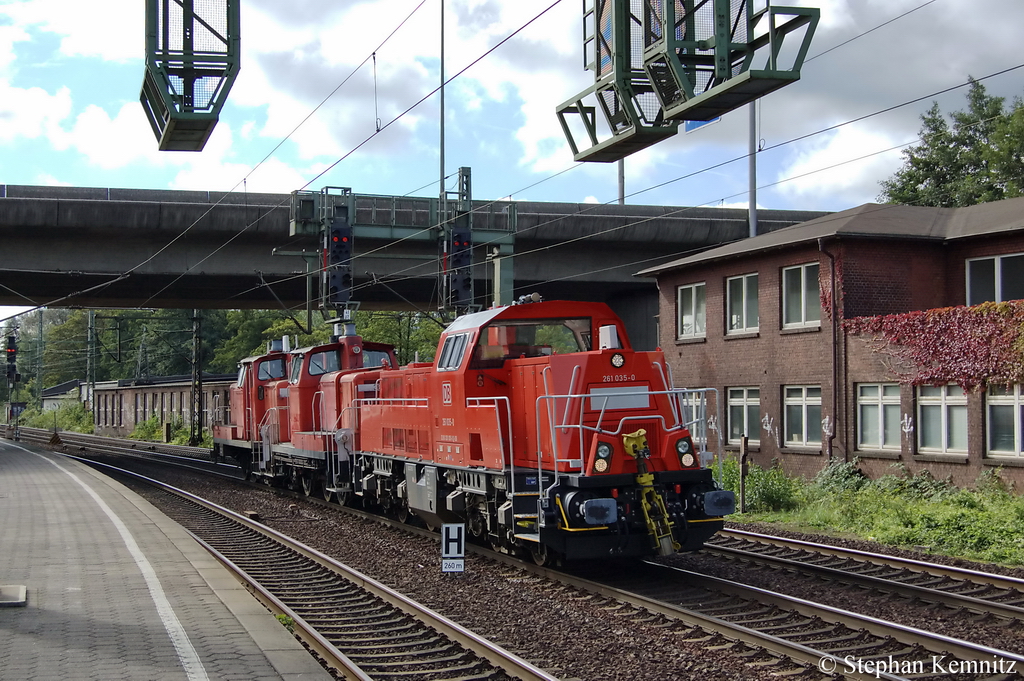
<box><xmin>636</xmin><ymin>197</ymin><xmax>1024</xmax><ymax>277</ymax></box>
<box><xmin>42</xmin><ymin>379</ymin><xmax>81</xmax><ymax>397</ymax></box>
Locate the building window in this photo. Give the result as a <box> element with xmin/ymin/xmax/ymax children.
<box><xmin>987</xmin><ymin>384</ymin><xmax>1024</xmax><ymax>455</ymax></box>
<box><xmin>727</xmin><ymin>274</ymin><xmax>759</xmax><ymax>334</ymax></box>
<box><xmin>782</xmin><ymin>263</ymin><xmax>821</xmax><ymax>328</ymax></box>
<box><xmin>917</xmin><ymin>384</ymin><xmax>967</xmax><ymax>453</ymax></box>
<box><xmin>728</xmin><ymin>387</ymin><xmax>760</xmax><ymax>444</ymax></box>
<box><xmin>676</xmin><ymin>283</ymin><xmax>706</xmax><ymax>339</ymax></box>
<box><xmin>784</xmin><ymin>385</ymin><xmax>821</xmax><ymax>446</ymax></box>
<box><xmin>857</xmin><ymin>383</ymin><xmax>901</xmax><ymax>450</ymax></box>
<box><xmin>967</xmin><ymin>253</ymin><xmax>1024</xmax><ymax>305</ymax></box>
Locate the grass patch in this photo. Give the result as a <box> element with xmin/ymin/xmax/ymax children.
<box><xmin>720</xmin><ymin>458</ymin><xmax>1024</xmax><ymax>566</ymax></box>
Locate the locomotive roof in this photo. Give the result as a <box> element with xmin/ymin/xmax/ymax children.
<box><xmin>443</xmin><ymin>300</ymin><xmax>617</xmax><ymax>335</ymax></box>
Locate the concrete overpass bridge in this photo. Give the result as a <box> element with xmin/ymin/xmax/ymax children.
<box><xmin>0</xmin><ymin>184</ymin><xmax>826</xmax><ymax>348</ymax></box>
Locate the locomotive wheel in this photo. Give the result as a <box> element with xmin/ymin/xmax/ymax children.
<box><xmin>395</xmin><ymin>504</ymin><xmax>409</xmax><ymax>524</ymax></box>
<box><xmin>336</xmin><ymin>488</ymin><xmax>352</xmax><ymax>506</ymax></box>
<box><xmin>321</xmin><ymin>479</ymin><xmax>335</xmax><ymax>503</ymax></box>
<box><xmin>301</xmin><ymin>473</ymin><xmax>316</xmax><ymax>497</ymax></box>
<box><xmin>530</xmin><ymin>544</ymin><xmax>549</xmax><ymax>566</ymax></box>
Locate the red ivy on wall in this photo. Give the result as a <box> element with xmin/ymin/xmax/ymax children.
<box><xmin>844</xmin><ymin>301</ymin><xmax>1024</xmax><ymax>391</ymax></box>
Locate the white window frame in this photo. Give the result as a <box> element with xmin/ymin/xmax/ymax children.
<box><xmin>676</xmin><ymin>282</ymin><xmax>706</xmax><ymax>340</ymax></box>
<box><xmin>966</xmin><ymin>253</ymin><xmax>1024</xmax><ymax>305</ymax></box>
<box><xmin>782</xmin><ymin>263</ymin><xmax>821</xmax><ymax>328</ymax></box>
<box><xmin>916</xmin><ymin>384</ymin><xmax>968</xmax><ymax>454</ymax></box>
<box><xmin>986</xmin><ymin>384</ymin><xmax>1023</xmax><ymax>456</ymax></box>
<box><xmin>784</xmin><ymin>385</ymin><xmax>822</xmax><ymax>447</ymax></box>
<box><xmin>726</xmin><ymin>273</ymin><xmax>759</xmax><ymax>334</ymax></box>
<box><xmin>727</xmin><ymin>387</ymin><xmax>760</xmax><ymax>444</ymax></box>
<box><xmin>856</xmin><ymin>383</ymin><xmax>901</xmax><ymax>451</ymax></box>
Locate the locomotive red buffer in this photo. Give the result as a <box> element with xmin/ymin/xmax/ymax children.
<box><xmin>215</xmin><ymin>299</ymin><xmax>735</xmax><ymax>564</ymax></box>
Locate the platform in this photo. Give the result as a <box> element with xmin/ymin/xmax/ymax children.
<box><xmin>0</xmin><ymin>438</ymin><xmax>333</xmax><ymax>681</ymax></box>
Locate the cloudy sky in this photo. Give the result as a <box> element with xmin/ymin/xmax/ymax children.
<box><xmin>2</xmin><ymin>0</ymin><xmax>1024</xmax><ymax>321</ymax></box>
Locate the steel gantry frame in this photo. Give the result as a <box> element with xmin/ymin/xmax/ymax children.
<box><xmin>557</xmin><ymin>0</ymin><xmax>818</xmax><ymax>163</ymax></box>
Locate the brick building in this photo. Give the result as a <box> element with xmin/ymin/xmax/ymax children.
<box><xmin>638</xmin><ymin>197</ymin><xmax>1024</xmax><ymax>487</ymax></box>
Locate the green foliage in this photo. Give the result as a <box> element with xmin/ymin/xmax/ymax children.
<box><xmin>129</xmin><ymin>415</ymin><xmax>163</xmax><ymax>441</ymax></box>
<box><xmin>19</xmin><ymin>402</ymin><xmax>94</xmax><ymax>433</ymax></box>
<box><xmin>811</xmin><ymin>458</ymin><xmax>868</xmax><ymax>495</ymax></box>
<box><xmin>879</xmin><ymin>79</ymin><xmax>1021</xmax><ymax>207</ymax></box>
<box><xmin>731</xmin><ymin>458</ymin><xmax>1024</xmax><ymax>565</ymax></box>
<box><xmin>719</xmin><ymin>458</ymin><xmax>802</xmax><ymax>513</ymax></box>
<box><xmin>275</xmin><ymin>614</ymin><xmax>295</xmax><ymax>633</ymax></box>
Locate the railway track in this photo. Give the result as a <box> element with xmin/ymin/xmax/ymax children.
<box><xmin>706</xmin><ymin>528</ymin><xmax>1024</xmax><ymax>621</ymax></box>
<box><xmin>12</xmin><ymin>426</ymin><xmax>239</xmax><ymax>478</ymax></box>
<box><xmin>555</xmin><ymin>560</ymin><xmax>1024</xmax><ymax>680</ymax></box>
<box><xmin>71</xmin><ymin>455</ymin><xmax>558</xmax><ymax>681</ymax></box>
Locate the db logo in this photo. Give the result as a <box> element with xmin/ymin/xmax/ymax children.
<box><xmin>442</xmin><ymin>381</ymin><xmax>452</xmax><ymax>405</ymax></box>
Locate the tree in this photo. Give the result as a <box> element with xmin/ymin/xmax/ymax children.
<box><xmin>985</xmin><ymin>98</ymin><xmax>1024</xmax><ymax>198</ymax></box>
<box><xmin>879</xmin><ymin>79</ymin><xmax>1010</xmax><ymax>207</ymax></box>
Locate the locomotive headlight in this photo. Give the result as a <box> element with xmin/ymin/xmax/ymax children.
<box><xmin>676</xmin><ymin>437</ymin><xmax>696</xmax><ymax>467</ymax></box>
<box><xmin>593</xmin><ymin>441</ymin><xmax>613</xmax><ymax>473</ymax></box>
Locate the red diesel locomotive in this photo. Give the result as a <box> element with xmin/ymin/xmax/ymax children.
<box><xmin>213</xmin><ymin>298</ymin><xmax>735</xmax><ymax>563</ymax></box>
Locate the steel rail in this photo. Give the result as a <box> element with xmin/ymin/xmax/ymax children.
<box><xmin>65</xmin><ymin>454</ymin><xmax>559</xmax><ymax>681</ymax></box>
<box><xmin>652</xmin><ymin>563</ymin><xmax>1024</xmax><ymax>669</ymax></box>
<box><xmin>707</xmin><ymin>539</ymin><xmax>1024</xmax><ymax>620</ymax></box>
<box><xmin>716</xmin><ymin>527</ymin><xmax>1024</xmax><ymax>590</ymax></box>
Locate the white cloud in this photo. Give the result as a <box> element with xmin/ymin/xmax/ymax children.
<box><xmin>773</xmin><ymin>126</ymin><xmax>906</xmax><ymax>206</ymax></box>
<box><xmin>34</xmin><ymin>172</ymin><xmax>71</xmax><ymax>186</ymax></box>
<box><xmin>1</xmin><ymin>0</ymin><xmax>142</xmax><ymax>62</ymax></box>
<box><xmin>63</xmin><ymin>103</ymin><xmax>161</xmax><ymax>169</ymax></box>
<box><xmin>0</xmin><ymin>22</ymin><xmax>30</xmax><ymax>74</ymax></box>
<box><xmin>0</xmin><ymin>82</ymin><xmax>72</xmax><ymax>143</ymax></box>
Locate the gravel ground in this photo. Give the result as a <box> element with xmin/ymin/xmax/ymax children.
<box><xmin>114</xmin><ymin>465</ymin><xmax>790</xmax><ymax>681</ymax></box>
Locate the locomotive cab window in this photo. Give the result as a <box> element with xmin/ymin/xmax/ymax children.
<box><xmin>257</xmin><ymin>357</ymin><xmax>286</xmax><ymax>381</ymax></box>
<box><xmin>289</xmin><ymin>355</ymin><xmax>304</xmax><ymax>383</ymax></box>
<box><xmin>236</xmin><ymin>364</ymin><xmax>247</xmax><ymax>387</ymax></box>
<box><xmin>362</xmin><ymin>349</ymin><xmax>391</xmax><ymax>368</ymax></box>
<box><xmin>469</xmin><ymin>318</ymin><xmax>591</xmax><ymax>369</ymax></box>
<box><xmin>309</xmin><ymin>350</ymin><xmax>341</xmax><ymax>376</ymax></box>
<box><xmin>437</xmin><ymin>333</ymin><xmax>471</xmax><ymax>371</ymax></box>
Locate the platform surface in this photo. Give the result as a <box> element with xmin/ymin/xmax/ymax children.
<box><xmin>0</xmin><ymin>438</ymin><xmax>333</xmax><ymax>681</ymax></box>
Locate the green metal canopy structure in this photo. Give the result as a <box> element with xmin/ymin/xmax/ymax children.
<box><xmin>140</xmin><ymin>0</ymin><xmax>240</xmax><ymax>152</ymax></box>
<box><xmin>557</xmin><ymin>0</ymin><xmax>818</xmax><ymax>163</ymax></box>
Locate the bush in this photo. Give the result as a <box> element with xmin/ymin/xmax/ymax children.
<box><xmin>129</xmin><ymin>415</ymin><xmax>163</xmax><ymax>441</ymax></box>
<box><xmin>811</xmin><ymin>458</ymin><xmax>868</xmax><ymax>496</ymax></box>
<box><xmin>20</xmin><ymin>402</ymin><xmax>94</xmax><ymax>434</ymax></box>
<box><xmin>720</xmin><ymin>457</ymin><xmax>803</xmax><ymax>513</ymax></box>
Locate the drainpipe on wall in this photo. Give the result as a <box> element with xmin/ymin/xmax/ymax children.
<box><xmin>818</xmin><ymin>238</ymin><xmax>839</xmax><ymax>461</ymax></box>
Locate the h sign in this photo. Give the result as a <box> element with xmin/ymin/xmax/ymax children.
<box><xmin>441</xmin><ymin>523</ymin><xmax>465</xmax><ymax>573</ymax></box>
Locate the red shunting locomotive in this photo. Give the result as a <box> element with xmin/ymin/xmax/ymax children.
<box><xmin>213</xmin><ymin>298</ymin><xmax>735</xmax><ymax>563</ymax></box>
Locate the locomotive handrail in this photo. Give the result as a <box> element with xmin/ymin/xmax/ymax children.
<box><xmin>534</xmin><ymin>386</ymin><xmax>713</xmax><ymax>473</ymax></box>
<box><xmin>651</xmin><ymin>362</ymin><xmax>680</xmax><ymax>424</ymax></box>
<box><xmin>356</xmin><ymin>397</ymin><xmax>430</xmax><ymax>407</ymax></box>
<box><xmin>211</xmin><ymin>392</ymin><xmax>223</xmax><ymax>425</ymax></box>
<box><xmin>311</xmin><ymin>390</ymin><xmax>324</xmax><ymax>433</ymax></box>
<box><xmin>465</xmin><ymin>396</ymin><xmax>514</xmax><ymax>467</ymax></box>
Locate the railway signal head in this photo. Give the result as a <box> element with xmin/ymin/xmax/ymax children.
<box><xmin>324</xmin><ymin>211</ymin><xmax>353</xmax><ymax>305</ymax></box>
<box><xmin>5</xmin><ymin>336</ymin><xmax>14</xmax><ymax>366</ymax></box>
